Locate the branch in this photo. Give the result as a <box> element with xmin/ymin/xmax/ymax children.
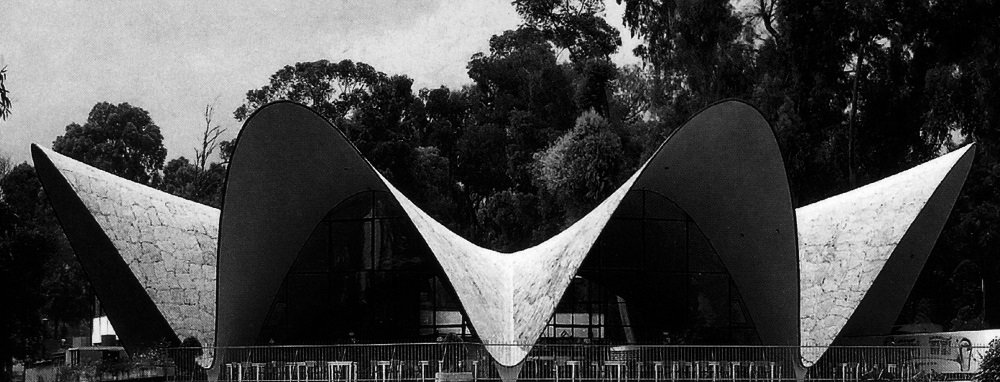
<box><xmin>0</xmin><ymin>66</ymin><xmax>11</xmax><ymax>120</ymax></box>
<box><xmin>195</xmin><ymin>99</ymin><xmax>227</xmax><ymax>171</ymax></box>
<box><xmin>757</xmin><ymin>0</ymin><xmax>781</xmax><ymax>43</ymax></box>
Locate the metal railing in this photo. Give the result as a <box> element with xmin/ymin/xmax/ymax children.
<box><xmin>141</xmin><ymin>344</ymin><xmax>989</xmax><ymax>382</ymax></box>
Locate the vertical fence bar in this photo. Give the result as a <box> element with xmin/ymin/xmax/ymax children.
<box><xmin>147</xmin><ymin>343</ymin><xmax>993</xmax><ymax>382</ymax></box>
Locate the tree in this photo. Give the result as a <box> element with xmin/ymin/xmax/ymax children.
<box><xmin>619</xmin><ymin>0</ymin><xmax>757</xmax><ymax>139</ymax></box>
<box><xmin>408</xmin><ymin>86</ymin><xmax>470</xmax><ymax>163</ymax></box>
<box><xmin>1</xmin><ymin>164</ymin><xmax>47</xmax><ymax>380</ymax></box>
<box><xmin>617</xmin><ymin>0</ymin><xmax>675</xmax><ymax>63</ymax></box>
<box><xmin>468</xmin><ymin>28</ymin><xmax>576</xmax><ymax>129</ymax></box>
<box><xmin>455</xmin><ymin>122</ymin><xmax>510</xmax><ymax>197</ymax></box>
<box><xmin>608</xmin><ymin>64</ymin><xmax>652</xmax><ymax>125</ymax></box>
<box><xmin>52</xmin><ymin>102</ymin><xmax>167</xmax><ymax>185</ymax></box>
<box><xmin>233</xmin><ymin>59</ymin><xmax>391</xmax><ymax>125</ymax></box>
<box><xmin>512</xmin><ymin>0</ymin><xmax>622</xmax><ymax>62</ymax></box>
<box><xmin>474</xmin><ymin>189</ymin><xmax>543</xmax><ymax>252</ymax></box>
<box><xmin>195</xmin><ymin>101</ymin><xmax>226</xmax><ymax>171</ymax></box>
<box><xmin>1</xmin><ymin>163</ymin><xmax>91</xmax><ymax>382</ymax></box>
<box><xmin>0</xmin><ymin>66</ymin><xmax>11</xmax><ymax>120</ymax></box>
<box><xmin>534</xmin><ymin>110</ymin><xmax>625</xmax><ymax>220</ymax></box>
<box><xmin>467</xmin><ymin>28</ymin><xmax>578</xmax><ymax>191</ymax></box>
<box><xmin>573</xmin><ymin>59</ymin><xmax>617</xmax><ymax>116</ymax></box>
<box><xmin>408</xmin><ymin>147</ymin><xmax>457</xmax><ymax>226</ymax></box>
<box><xmin>159</xmin><ymin>157</ymin><xmax>226</xmax><ymax>208</ymax></box>
<box><xmin>158</xmin><ymin>103</ymin><xmax>229</xmax><ymax>208</ymax></box>
<box><xmin>235</xmin><ymin>60</ymin><xmax>420</xmax><ymax>190</ymax></box>
<box><xmin>218</xmin><ymin>139</ymin><xmax>236</xmax><ymax>166</ymax></box>
<box><xmin>978</xmin><ymin>338</ymin><xmax>1000</xmax><ymax>382</ymax></box>
<box><xmin>0</xmin><ymin>154</ymin><xmax>12</xmax><ymax>183</ymax></box>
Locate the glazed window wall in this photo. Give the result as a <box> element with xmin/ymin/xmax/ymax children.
<box><xmin>258</xmin><ymin>191</ymin><xmax>473</xmax><ymax>345</ymax></box>
<box><xmin>543</xmin><ymin>189</ymin><xmax>758</xmax><ymax>345</ymax></box>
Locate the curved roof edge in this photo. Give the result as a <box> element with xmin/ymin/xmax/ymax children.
<box><xmin>219</xmin><ymin>100</ymin><xmax>798</xmax><ymax>367</ymax></box>
<box><xmin>633</xmin><ymin>100</ymin><xmax>800</xmax><ymax>347</ymax></box>
<box><xmin>377</xmin><ymin>157</ymin><xmax>646</xmax><ymax>366</ymax></box>
<box><xmin>382</xmin><ymin>100</ymin><xmax>798</xmax><ymax>364</ymax></box>
<box><xmin>31</xmin><ymin>144</ymin><xmax>185</xmax><ymax>354</ymax></box>
<box><xmin>797</xmin><ymin>144</ymin><xmax>976</xmax><ymax>366</ymax></box>
<box><xmin>215</xmin><ymin>102</ymin><xmax>391</xmax><ymax>366</ymax></box>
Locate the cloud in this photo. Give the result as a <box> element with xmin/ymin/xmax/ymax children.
<box><xmin>0</xmin><ymin>0</ymin><xmax>639</xmax><ymax>166</ymax></box>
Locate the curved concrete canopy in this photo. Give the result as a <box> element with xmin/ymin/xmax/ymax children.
<box><xmin>797</xmin><ymin>144</ymin><xmax>975</xmax><ymax>366</ymax></box>
<box><xmin>217</xmin><ymin>101</ymin><xmax>621</xmax><ymax>367</ymax></box>
<box><xmin>218</xmin><ymin>101</ymin><xmax>797</xmax><ymax>369</ymax></box>
<box><xmin>378</xmin><ymin>157</ymin><xmax>645</xmax><ymax>366</ymax></box>
<box><xmin>631</xmin><ymin>100</ymin><xmax>800</xmax><ymax>347</ymax></box>
<box><xmin>33</xmin><ymin>98</ymin><xmax>976</xmax><ymax>377</ymax></box>
<box><xmin>388</xmin><ymin>100</ymin><xmax>802</xmax><ymax>365</ymax></box>
<box><xmin>215</xmin><ymin>102</ymin><xmax>392</xmax><ymax>367</ymax></box>
<box><xmin>31</xmin><ymin>145</ymin><xmax>219</xmax><ymax>359</ymax></box>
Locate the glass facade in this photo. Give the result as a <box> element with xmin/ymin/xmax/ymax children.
<box><xmin>257</xmin><ymin>191</ymin><xmax>473</xmax><ymax>345</ymax></box>
<box><xmin>260</xmin><ymin>189</ymin><xmax>757</xmax><ymax>346</ymax></box>
<box><xmin>543</xmin><ymin>189</ymin><xmax>759</xmax><ymax>345</ymax></box>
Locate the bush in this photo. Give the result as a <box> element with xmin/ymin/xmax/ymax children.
<box><xmin>977</xmin><ymin>339</ymin><xmax>1000</xmax><ymax>382</ymax></box>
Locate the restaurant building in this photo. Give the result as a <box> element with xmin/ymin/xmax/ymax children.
<box><xmin>31</xmin><ymin>101</ymin><xmax>975</xmax><ymax>377</ymax></box>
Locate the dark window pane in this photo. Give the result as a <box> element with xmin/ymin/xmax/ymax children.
<box><xmin>327</xmin><ymin>192</ymin><xmax>374</xmax><ymax>221</ymax></box>
<box><xmin>689</xmin><ymin>226</ymin><xmax>725</xmax><ymax>272</ymax></box>
<box><xmin>689</xmin><ymin>274</ymin><xmax>730</xmax><ymax>328</ymax></box>
<box><xmin>330</xmin><ymin>221</ymin><xmax>365</xmax><ymax>271</ymax></box>
<box><xmin>373</xmin><ymin>192</ymin><xmax>406</xmax><ymax>219</ymax></box>
<box><xmin>730</xmin><ymin>282</ymin><xmax>752</xmax><ymax>327</ymax></box>
<box><xmin>731</xmin><ymin>328</ymin><xmax>761</xmax><ymax>345</ymax></box>
<box><xmin>376</xmin><ymin>218</ymin><xmax>428</xmax><ymax>271</ymax></box>
<box><xmin>434</xmin><ymin>277</ymin><xmax>462</xmax><ymax>309</ymax></box>
<box><xmin>632</xmin><ymin>274</ymin><xmax>687</xmax><ymax>331</ymax></box>
<box><xmin>286</xmin><ymin>274</ymin><xmax>330</xmax><ymax>343</ymax></box>
<box><xmin>611</xmin><ymin>190</ymin><xmax>643</xmax><ymax>219</ymax></box>
<box><xmin>643</xmin><ymin>191</ymin><xmax>687</xmax><ymax>221</ymax></box>
<box><xmin>260</xmin><ymin>191</ymin><xmax>471</xmax><ymax>344</ymax></box>
<box><xmin>644</xmin><ymin>220</ymin><xmax>687</xmax><ymax>272</ymax></box>
<box><xmin>363</xmin><ymin>219</ymin><xmax>387</xmax><ymax>270</ymax></box>
<box><xmin>291</xmin><ymin>220</ymin><xmax>330</xmax><ymax>273</ymax></box>
<box><xmin>597</xmin><ymin>219</ymin><xmax>643</xmax><ymax>270</ymax></box>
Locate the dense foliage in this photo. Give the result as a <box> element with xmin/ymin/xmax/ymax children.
<box><xmin>52</xmin><ymin>102</ymin><xmax>167</xmax><ymax>185</ymax></box>
<box><xmin>0</xmin><ymin>66</ymin><xmax>11</xmax><ymax>120</ymax></box>
<box><xmin>978</xmin><ymin>338</ymin><xmax>1000</xmax><ymax>382</ymax></box>
<box><xmin>1</xmin><ymin>163</ymin><xmax>91</xmax><ymax>381</ymax></box>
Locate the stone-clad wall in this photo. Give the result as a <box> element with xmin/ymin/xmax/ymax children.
<box><xmin>41</xmin><ymin>148</ymin><xmax>218</xmax><ymax>353</ymax></box>
<box><xmin>797</xmin><ymin>145</ymin><xmax>972</xmax><ymax>366</ymax></box>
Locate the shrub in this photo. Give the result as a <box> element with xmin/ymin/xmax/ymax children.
<box><xmin>977</xmin><ymin>338</ymin><xmax>1000</xmax><ymax>382</ymax></box>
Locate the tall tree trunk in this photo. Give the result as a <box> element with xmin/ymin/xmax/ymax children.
<box><xmin>848</xmin><ymin>45</ymin><xmax>864</xmax><ymax>188</ymax></box>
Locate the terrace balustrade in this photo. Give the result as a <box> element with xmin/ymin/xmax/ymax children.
<box><xmin>134</xmin><ymin>343</ymin><xmax>975</xmax><ymax>382</ymax></box>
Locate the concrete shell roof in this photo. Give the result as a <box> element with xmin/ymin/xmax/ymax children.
<box><xmin>215</xmin><ymin>101</ymin><xmax>647</xmax><ymax>368</ymax></box>
<box><xmin>31</xmin><ymin>99</ymin><xmax>975</xmax><ymax>373</ymax></box>
<box><xmin>631</xmin><ymin>100</ymin><xmax>799</xmax><ymax>348</ymax></box>
<box><xmin>797</xmin><ymin>145</ymin><xmax>975</xmax><ymax>366</ymax></box>
<box><xmin>214</xmin><ymin>100</ymin><xmax>797</xmax><ymax>369</ymax></box>
<box><xmin>31</xmin><ymin>145</ymin><xmax>219</xmax><ymax>360</ymax></box>
<box><xmin>379</xmin><ymin>157</ymin><xmax>645</xmax><ymax>366</ymax></box>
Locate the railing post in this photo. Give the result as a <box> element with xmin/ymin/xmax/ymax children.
<box><xmin>567</xmin><ymin>361</ymin><xmax>580</xmax><ymax>382</ymax></box>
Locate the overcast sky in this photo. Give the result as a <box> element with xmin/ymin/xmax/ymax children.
<box><xmin>0</xmin><ymin>0</ymin><xmax>642</xmax><ymax>166</ymax></box>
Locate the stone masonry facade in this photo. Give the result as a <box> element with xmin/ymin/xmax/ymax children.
<box><xmin>44</xmin><ymin>148</ymin><xmax>218</xmax><ymax>356</ymax></box>
<box><xmin>796</xmin><ymin>146</ymin><xmax>968</xmax><ymax>366</ymax></box>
